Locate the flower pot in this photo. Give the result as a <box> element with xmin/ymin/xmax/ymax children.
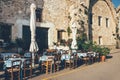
<box><xmin>101</xmin><ymin>55</ymin><xmax>106</xmax><ymax>62</ymax></box>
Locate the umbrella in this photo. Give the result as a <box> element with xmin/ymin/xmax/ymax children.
<box><xmin>71</xmin><ymin>21</ymin><xmax>78</xmax><ymax>52</ymax></box>
<box><xmin>29</xmin><ymin>3</ymin><xmax>39</xmax><ymax>67</ymax></box>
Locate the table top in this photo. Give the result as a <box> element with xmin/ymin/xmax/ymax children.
<box><xmin>77</xmin><ymin>53</ymin><xmax>87</xmax><ymax>58</ymax></box>
<box><xmin>0</xmin><ymin>53</ymin><xmax>20</xmax><ymax>60</ymax></box>
<box><xmin>61</xmin><ymin>54</ymin><xmax>70</xmax><ymax>60</ymax></box>
<box><xmin>4</xmin><ymin>58</ymin><xmax>26</xmax><ymax>68</ymax></box>
<box><xmin>39</xmin><ymin>55</ymin><xmax>54</xmax><ymax>62</ymax></box>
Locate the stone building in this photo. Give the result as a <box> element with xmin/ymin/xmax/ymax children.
<box><xmin>88</xmin><ymin>0</ymin><xmax>117</xmax><ymax>48</ymax></box>
<box><xmin>115</xmin><ymin>6</ymin><xmax>120</xmax><ymax>48</ymax></box>
<box><xmin>0</xmin><ymin>0</ymin><xmax>118</xmax><ymax>51</ymax></box>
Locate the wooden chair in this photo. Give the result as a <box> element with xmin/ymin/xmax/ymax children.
<box><xmin>72</xmin><ymin>54</ymin><xmax>78</xmax><ymax>68</ymax></box>
<box><xmin>5</xmin><ymin>60</ymin><xmax>22</xmax><ymax>80</ymax></box>
<box><xmin>41</xmin><ymin>59</ymin><xmax>53</xmax><ymax>74</ymax></box>
<box><xmin>82</xmin><ymin>56</ymin><xmax>90</xmax><ymax>65</ymax></box>
<box><xmin>65</xmin><ymin>54</ymin><xmax>75</xmax><ymax>69</ymax></box>
<box><xmin>0</xmin><ymin>60</ymin><xmax>4</xmax><ymax>70</ymax></box>
<box><xmin>54</xmin><ymin>54</ymin><xmax>61</xmax><ymax>72</ymax></box>
<box><xmin>23</xmin><ymin>58</ymin><xmax>32</xmax><ymax>79</ymax></box>
<box><xmin>94</xmin><ymin>53</ymin><xmax>100</xmax><ymax>62</ymax></box>
<box><xmin>65</xmin><ymin>59</ymin><xmax>74</xmax><ymax>69</ymax></box>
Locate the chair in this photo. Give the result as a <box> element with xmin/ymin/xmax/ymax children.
<box><xmin>0</xmin><ymin>59</ymin><xmax>4</xmax><ymax>70</ymax></box>
<box><xmin>5</xmin><ymin>60</ymin><xmax>22</xmax><ymax>80</ymax></box>
<box><xmin>72</xmin><ymin>54</ymin><xmax>78</xmax><ymax>68</ymax></box>
<box><xmin>82</xmin><ymin>56</ymin><xmax>90</xmax><ymax>65</ymax></box>
<box><xmin>41</xmin><ymin>59</ymin><xmax>53</xmax><ymax>74</ymax></box>
<box><xmin>23</xmin><ymin>58</ymin><xmax>32</xmax><ymax>79</ymax></box>
<box><xmin>94</xmin><ymin>53</ymin><xmax>100</xmax><ymax>62</ymax></box>
<box><xmin>54</xmin><ymin>54</ymin><xmax>61</xmax><ymax>72</ymax></box>
<box><xmin>88</xmin><ymin>53</ymin><xmax>94</xmax><ymax>64</ymax></box>
<box><xmin>65</xmin><ymin>54</ymin><xmax>75</xmax><ymax>69</ymax></box>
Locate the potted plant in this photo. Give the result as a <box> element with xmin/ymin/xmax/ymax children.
<box><xmin>100</xmin><ymin>47</ymin><xmax>110</xmax><ymax>62</ymax></box>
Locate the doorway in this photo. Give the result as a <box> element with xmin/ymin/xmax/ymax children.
<box><xmin>22</xmin><ymin>25</ymin><xmax>48</xmax><ymax>52</ymax></box>
<box><xmin>0</xmin><ymin>23</ymin><xmax>11</xmax><ymax>42</ymax></box>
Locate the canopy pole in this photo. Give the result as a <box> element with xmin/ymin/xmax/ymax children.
<box><xmin>32</xmin><ymin>52</ymin><xmax>35</xmax><ymax>67</ymax></box>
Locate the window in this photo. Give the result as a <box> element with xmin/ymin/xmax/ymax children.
<box><xmin>57</xmin><ymin>31</ymin><xmax>62</xmax><ymax>42</ymax></box>
<box><xmin>0</xmin><ymin>23</ymin><xmax>11</xmax><ymax>42</ymax></box>
<box><xmin>36</xmin><ymin>8</ymin><xmax>42</xmax><ymax>22</ymax></box>
<box><xmin>98</xmin><ymin>16</ymin><xmax>102</xmax><ymax>26</ymax></box>
<box><xmin>106</xmin><ymin>18</ymin><xmax>109</xmax><ymax>27</ymax></box>
<box><xmin>98</xmin><ymin>36</ymin><xmax>102</xmax><ymax>45</ymax></box>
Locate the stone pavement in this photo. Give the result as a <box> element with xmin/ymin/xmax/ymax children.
<box><xmin>30</xmin><ymin>49</ymin><xmax>120</xmax><ymax>80</ymax></box>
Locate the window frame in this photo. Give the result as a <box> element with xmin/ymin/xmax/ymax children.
<box><xmin>98</xmin><ymin>16</ymin><xmax>102</xmax><ymax>26</ymax></box>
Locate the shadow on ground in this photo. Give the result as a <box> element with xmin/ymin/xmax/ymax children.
<box><xmin>106</xmin><ymin>55</ymin><xmax>113</xmax><ymax>59</ymax></box>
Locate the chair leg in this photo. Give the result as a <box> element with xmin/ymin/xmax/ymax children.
<box><xmin>18</xmin><ymin>71</ymin><xmax>20</xmax><ymax>80</ymax></box>
<box><xmin>24</xmin><ymin>69</ymin><xmax>26</xmax><ymax>79</ymax></box>
<box><xmin>30</xmin><ymin>67</ymin><xmax>32</xmax><ymax>78</ymax></box>
<box><xmin>54</xmin><ymin>64</ymin><xmax>56</xmax><ymax>72</ymax></box>
<box><xmin>46</xmin><ymin>61</ymin><xmax>48</xmax><ymax>74</ymax></box>
<box><xmin>50</xmin><ymin>64</ymin><xmax>52</xmax><ymax>73</ymax></box>
<box><xmin>65</xmin><ymin>62</ymin><xmax>67</xmax><ymax>68</ymax></box>
<box><xmin>57</xmin><ymin>64</ymin><xmax>59</xmax><ymax>71</ymax></box>
<box><xmin>11</xmin><ymin>72</ymin><xmax>13</xmax><ymax>80</ymax></box>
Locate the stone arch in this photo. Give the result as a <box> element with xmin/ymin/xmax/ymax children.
<box><xmin>89</xmin><ymin>0</ymin><xmax>116</xmax><ymax>25</ymax></box>
<box><xmin>88</xmin><ymin>0</ymin><xmax>117</xmax><ymax>40</ymax></box>
<box><xmin>104</xmin><ymin>0</ymin><xmax>117</xmax><ymax>24</ymax></box>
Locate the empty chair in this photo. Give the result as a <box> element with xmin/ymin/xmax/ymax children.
<box><xmin>5</xmin><ymin>60</ymin><xmax>22</xmax><ymax>80</ymax></box>
<box><xmin>82</xmin><ymin>56</ymin><xmax>90</xmax><ymax>65</ymax></box>
<box><xmin>65</xmin><ymin>54</ymin><xmax>75</xmax><ymax>69</ymax></box>
<box><xmin>54</xmin><ymin>54</ymin><xmax>61</xmax><ymax>72</ymax></box>
<box><xmin>23</xmin><ymin>58</ymin><xmax>32</xmax><ymax>79</ymax></box>
<box><xmin>41</xmin><ymin>60</ymin><xmax>53</xmax><ymax>74</ymax></box>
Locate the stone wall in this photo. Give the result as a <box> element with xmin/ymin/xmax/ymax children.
<box><xmin>0</xmin><ymin>0</ymin><xmax>118</xmax><ymax>48</ymax></box>
<box><xmin>90</xmin><ymin>0</ymin><xmax>116</xmax><ymax>47</ymax></box>
<box><xmin>42</xmin><ymin>0</ymin><xmax>89</xmax><ymax>40</ymax></box>
<box><xmin>0</xmin><ymin>0</ymin><xmax>43</xmax><ymax>23</ymax></box>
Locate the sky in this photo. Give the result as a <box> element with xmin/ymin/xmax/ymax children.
<box><xmin>112</xmin><ymin>0</ymin><xmax>120</xmax><ymax>8</ymax></box>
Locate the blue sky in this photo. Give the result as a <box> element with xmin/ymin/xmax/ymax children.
<box><xmin>112</xmin><ymin>0</ymin><xmax>120</xmax><ymax>8</ymax></box>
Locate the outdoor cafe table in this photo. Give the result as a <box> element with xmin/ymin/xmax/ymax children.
<box><xmin>4</xmin><ymin>58</ymin><xmax>26</xmax><ymax>68</ymax></box>
<box><xmin>39</xmin><ymin>55</ymin><xmax>54</xmax><ymax>62</ymax></box>
<box><xmin>4</xmin><ymin>57</ymin><xmax>27</xmax><ymax>80</ymax></box>
<box><xmin>77</xmin><ymin>53</ymin><xmax>88</xmax><ymax>58</ymax></box>
<box><xmin>61</xmin><ymin>54</ymin><xmax>71</xmax><ymax>61</ymax></box>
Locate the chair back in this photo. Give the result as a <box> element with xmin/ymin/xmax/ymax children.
<box><xmin>54</xmin><ymin>54</ymin><xmax>61</xmax><ymax>61</ymax></box>
<box><xmin>23</xmin><ymin>58</ymin><xmax>32</xmax><ymax>68</ymax></box>
<box><xmin>5</xmin><ymin>60</ymin><xmax>22</xmax><ymax>80</ymax></box>
<box><xmin>11</xmin><ymin>60</ymin><xmax>22</xmax><ymax>69</ymax></box>
<box><xmin>23</xmin><ymin>58</ymin><xmax>32</xmax><ymax>79</ymax></box>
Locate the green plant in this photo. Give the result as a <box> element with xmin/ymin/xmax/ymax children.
<box><xmin>92</xmin><ymin>44</ymin><xmax>101</xmax><ymax>53</ymax></box>
<box><xmin>67</xmin><ymin>26</ymin><xmax>72</xmax><ymax>37</ymax></box>
<box><xmin>101</xmin><ymin>47</ymin><xmax>110</xmax><ymax>56</ymax></box>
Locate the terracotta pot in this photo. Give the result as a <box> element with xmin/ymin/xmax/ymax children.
<box><xmin>101</xmin><ymin>55</ymin><xmax>106</xmax><ymax>62</ymax></box>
